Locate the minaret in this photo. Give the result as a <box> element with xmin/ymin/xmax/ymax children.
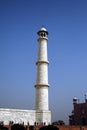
<box><xmin>35</xmin><ymin>27</ymin><xmax>51</xmax><ymax>124</ymax></box>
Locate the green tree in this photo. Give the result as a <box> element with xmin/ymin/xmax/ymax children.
<box><xmin>52</xmin><ymin>120</ymin><xmax>65</xmax><ymax>125</ymax></box>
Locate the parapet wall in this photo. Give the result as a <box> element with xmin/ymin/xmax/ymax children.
<box><xmin>0</xmin><ymin>108</ymin><xmax>36</xmax><ymax>125</ymax></box>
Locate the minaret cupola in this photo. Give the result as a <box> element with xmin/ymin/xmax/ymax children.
<box><xmin>37</xmin><ymin>27</ymin><xmax>48</xmax><ymax>40</ymax></box>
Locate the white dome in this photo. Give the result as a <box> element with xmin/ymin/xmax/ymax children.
<box><xmin>73</xmin><ymin>97</ymin><xmax>78</xmax><ymax>100</ymax></box>
<box><xmin>40</xmin><ymin>27</ymin><xmax>47</xmax><ymax>32</ymax></box>
<box><xmin>37</xmin><ymin>27</ymin><xmax>48</xmax><ymax>35</ymax></box>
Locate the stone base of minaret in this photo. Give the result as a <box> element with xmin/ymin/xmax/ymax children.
<box><xmin>36</xmin><ymin>110</ymin><xmax>51</xmax><ymax>125</ymax></box>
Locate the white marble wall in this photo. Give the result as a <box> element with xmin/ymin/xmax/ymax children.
<box><xmin>0</xmin><ymin>108</ymin><xmax>35</xmax><ymax>125</ymax></box>
<box><xmin>0</xmin><ymin>109</ymin><xmax>51</xmax><ymax>125</ymax></box>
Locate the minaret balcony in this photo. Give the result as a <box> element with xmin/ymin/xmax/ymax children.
<box><xmin>36</xmin><ymin>60</ymin><xmax>49</xmax><ymax>65</ymax></box>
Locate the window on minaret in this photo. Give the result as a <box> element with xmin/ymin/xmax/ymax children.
<box><xmin>41</xmin><ymin>33</ymin><xmax>43</xmax><ymax>37</ymax></box>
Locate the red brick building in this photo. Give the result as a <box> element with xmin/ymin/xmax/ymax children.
<box><xmin>69</xmin><ymin>97</ymin><xmax>87</xmax><ymax>125</ymax></box>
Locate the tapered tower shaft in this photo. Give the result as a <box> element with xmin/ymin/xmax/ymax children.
<box><xmin>35</xmin><ymin>27</ymin><xmax>49</xmax><ymax>111</ymax></box>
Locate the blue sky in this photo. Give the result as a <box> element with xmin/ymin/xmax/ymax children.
<box><xmin>0</xmin><ymin>0</ymin><xmax>87</xmax><ymax>124</ymax></box>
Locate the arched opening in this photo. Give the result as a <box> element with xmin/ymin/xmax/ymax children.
<box><xmin>81</xmin><ymin>117</ymin><xmax>86</xmax><ymax>125</ymax></box>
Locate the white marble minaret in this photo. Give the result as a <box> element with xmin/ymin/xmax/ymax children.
<box><xmin>35</xmin><ymin>27</ymin><xmax>51</xmax><ymax>124</ymax></box>
<box><xmin>0</xmin><ymin>27</ymin><xmax>51</xmax><ymax>125</ymax></box>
